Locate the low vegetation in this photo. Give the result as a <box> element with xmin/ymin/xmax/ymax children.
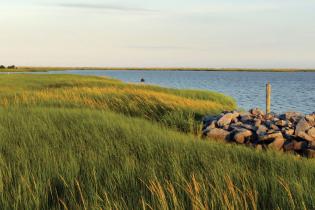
<box><xmin>0</xmin><ymin>74</ymin><xmax>235</xmax><ymax>133</ymax></box>
<box><xmin>0</xmin><ymin>74</ymin><xmax>314</xmax><ymax>209</ymax></box>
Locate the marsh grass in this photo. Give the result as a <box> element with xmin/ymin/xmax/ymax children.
<box><xmin>0</xmin><ymin>74</ymin><xmax>236</xmax><ymax>133</ymax></box>
<box><xmin>0</xmin><ymin>108</ymin><xmax>314</xmax><ymax>209</ymax></box>
<box><xmin>0</xmin><ymin>74</ymin><xmax>314</xmax><ymax>209</ymax></box>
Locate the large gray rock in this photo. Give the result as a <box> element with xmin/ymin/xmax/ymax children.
<box><xmin>298</xmin><ymin>132</ymin><xmax>315</xmax><ymax>142</ymax></box>
<box><xmin>217</xmin><ymin>112</ymin><xmax>239</xmax><ymax>127</ymax></box>
<box><xmin>202</xmin><ymin>120</ymin><xmax>217</xmax><ymax>135</ymax></box>
<box><xmin>240</xmin><ymin>112</ymin><xmax>253</xmax><ymax>123</ymax></box>
<box><xmin>207</xmin><ymin>128</ymin><xmax>231</xmax><ymax>141</ymax></box>
<box><xmin>250</xmin><ymin>108</ymin><xmax>264</xmax><ymax>116</ymax></box>
<box><xmin>256</xmin><ymin>125</ymin><xmax>268</xmax><ymax>136</ymax></box>
<box><xmin>241</xmin><ymin>123</ymin><xmax>257</xmax><ymax>131</ymax></box>
<box><xmin>308</xmin><ymin>127</ymin><xmax>315</xmax><ymax>139</ymax></box>
<box><xmin>279</xmin><ymin>112</ymin><xmax>303</xmax><ymax>123</ymax></box>
<box><xmin>233</xmin><ymin>129</ymin><xmax>253</xmax><ymax>144</ymax></box>
<box><xmin>305</xmin><ymin>149</ymin><xmax>315</xmax><ymax>158</ymax></box>
<box><xmin>283</xmin><ymin>140</ymin><xmax>307</xmax><ymax>151</ymax></box>
<box><xmin>275</xmin><ymin>120</ymin><xmax>287</xmax><ymax>127</ymax></box>
<box><xmin>305</xmin><ymin>114</ymin><xmax>315</xmax><ymax>126</ymax></box>
<box><xmin>268</xmin><ymin>138</ymin><xmax>285</xmax><ymax>151</ymax></box>
<box><xmin>295</xmin><ymin>118</ymin><xmax>312</xmax><ymax>136</ymax></box>
<box><xmin>259</xmin><ymin>131</ymin><xmax>283</xmax><ymax>142</ymax></box>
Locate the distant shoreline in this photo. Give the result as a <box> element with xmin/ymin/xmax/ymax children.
<box><xmin>2</xmin><ymin>66</ymin><xmax>315</xmax><ymax>72</ymax></box>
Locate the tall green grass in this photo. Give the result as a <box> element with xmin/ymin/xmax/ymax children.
<box><xmin>0</xmin><ymin>74</ymin><xmax>314</xmax><ymax>209</ymax></box>
<box><xmin>0</xmin><ymin>74</ymin><xmax>236</xmax><ymax>133</ymax></box>
<box><xmin>0</xmin><ymin>108</ymin><xmax>314</xmax><ymax>209</ymax></box>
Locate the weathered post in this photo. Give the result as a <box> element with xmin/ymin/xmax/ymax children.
<box><xmin>266</xmin><ymin>82</ymin><xmax>271</xmax><ymax>114</ymax></box>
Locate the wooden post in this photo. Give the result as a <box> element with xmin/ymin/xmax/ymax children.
<box><xmin>266</xmin><ymin>82</ymin><xmax>271</xmax><ymax>114</ymax></box>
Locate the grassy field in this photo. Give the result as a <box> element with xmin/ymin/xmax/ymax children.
<box><xmin>0</xmin><ymin>74</ymin><xmax>314</xmax><ymax>209</ymax></box>
<box><xmin>2</xmin><ymin>66</ymin><xmax>315</xmax><ymax>72</ymax></box>
<box><xmin>0</xmin><ymin>74</ymin><xmax>235</xmax><ymax>133</ymax></box>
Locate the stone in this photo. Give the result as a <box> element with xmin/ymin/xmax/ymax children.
<box><xmin>259</xmin><ymin>131</ymin><xmax>283</xmax><ymax>142</ymax></box>
<box><xmin>202</xmin><ymin>116</ymin><xmax>217</xmax><ymax>128</ymax></box>
<box><xmin>265</xmin><ymin>120</ymin><xmax>273</xmax><ymax>128</ymax></box>
<box><xmin>308</xmin><ymin>127</ymin><xmax>315</xmax><ymax>139</ymax></box>
<box><xmin>284</xmin><ymin>129</ymin><xmax>295</xmax><ymax>136</ymax></box>
<box><xmin>217</xmin><ymin>113</ymin><xmax>238</xmax><ymax>127</ymax></box>
<box><xmin>305</xmin><ymin>114</ymin><xmax>315</xmax><ymax>126</ymax></box>
<box><xmin>298</xmin><ymin>132</ymin><xmax>315</xmax><ymax>142</ymax></box>
<box><xmin>240</xmin><ymin>114</ymin><xmax>252</xmax><ymax>123</ymax></box>
<box><xmin>270</xmin><ymin>124</ymin><xmax>280</xmax><ymax>131</ymax></box>
<box><xmin>265</xmin><ymin>113</ymin><xmax>275</xmax><ymax>120</ymax></box>
<box><xmin>268</xmin><ymin>138</ymin><xmax>285</xmax><ymax>151</ymax></box>
<box><xmin>307</xmin><ymin>141</ymin><xmax>315</xmax><ymax>150</ymax></box>
<box><xmin>279</xmin><ymin>112</ymin><xmax>303</xmax><ymax>123</ymax></box>
<box><xmin>293</xmin><ymin>141</ymin><xmax>308</xmax><ymax>151</ymax></box>
<box><xmin>241</xmin><ymin>123</ymin><xmax>256</xmax><ymax>131</ymax></box>
<box><xmin>223</xmin><ymin>125</ymin><xmax>230</xmax><ymax>130</ymax></box>
<box><xmin>207</xmin><ymin>128</ymin><xmax>231</xmax><ymax>141</ymax></box>
<box><xmin>256</xmin><ymin>125</ymin><xmax>268</xmax><ymax>136</ymax></box>
<box><xmin>305</xmin><ymin>149</ymin><xmax>315</xmax><ymax>158</ymax></box>
<box><xmin>250</xmin><ymin>108</ymin><xmax>264</xmax><ymax>116</ymax></box>
<box><xmin>254</xmin><ymin>119</ymin><xmax>262</xmax><ymax>127</ymax></box>
<box><xmin>231</xmin><ymin>118</ymin><xmax>238</xmax><ymax>123</ymax></box>
<box><xmin>275</xmin><ymin>120</ymin><xmax>287</xmax><ymax>127</ymax></box>
<box><xmin>295</xmin><ymin>118</ymin><xmax>312</xmax><ymax>136</ymax></box>
<box><xmin>233</xmin><ymin>129</ymin><xmax>253</xmax><ymax>144</ymax></box>
<box><xmin>283</xmin><ymin>141</ymin><xmax>295</xmax><ymax>151</ymax></box>
<box><xmin>202</xmin><ymin>120</ymin><xmax>217</xmax><ymax>136</ymax></box>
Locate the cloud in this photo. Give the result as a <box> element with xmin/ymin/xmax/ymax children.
<box><xmin>126</xmin><ymin>45</ymin><xmax>209</xmax><ymax>52</ymax></box>
<box><xmin>184</xmin><ymin>3</ymin><xmax>277</xmax><ymax>15</ymax></box>
<box><xmin>56</xmin><ymin>3</ymin><xmax>157</xmax><ymax>13</ymax></box>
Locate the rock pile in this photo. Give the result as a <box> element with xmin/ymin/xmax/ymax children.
<box><xmin>202</xmin><ymin>108</ymin><xmax>315</xmax><ymax>158</ymax></box>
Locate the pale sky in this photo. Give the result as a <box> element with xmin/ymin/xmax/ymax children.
<box><xmin>0</xmin><ymin>0</ymin><xmax>315</xmax><ymax>68</ymax></box>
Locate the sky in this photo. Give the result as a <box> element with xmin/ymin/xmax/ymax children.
<box><xmin>0</xmin><ymin>0</ymin><xmax>315</xmax><ymax>68</ymax></box>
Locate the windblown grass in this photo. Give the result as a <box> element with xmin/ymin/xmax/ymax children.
<box><xmin>0</xmin><ymin>108</ymin><xmax>314</xmax><ymax>209</ymax></box>
<box><xmin>0</xmin><ymin>74</ymin><xmax>314</xmax><ymax>209</ymax></box>
<box><xmin>0</xmin><ymin>74</ymin><xmax>236</xmax><ymax>133</ymax></box>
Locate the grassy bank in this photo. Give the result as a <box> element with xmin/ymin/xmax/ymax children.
<box><xmin>2</xmin><ymin>66</ymin><xmax>315</xmax><ymax>72</ymax></box>
<box><xmin>0</xmin><ymin>108</ymin><xmax>315</xmax><ymax>209</ymax></box>
<box><xmin>0</xmin><ymin>74</ymin><xmax>314</xmax><ymax>209</ymax></box>
<box><xmin>0</xmin><ymin>74</ymin><xmax>235</xmax><ymax>133</ymax></box>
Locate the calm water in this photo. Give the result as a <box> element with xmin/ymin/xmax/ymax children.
<box><xmin>16</xmin><ymin>70</ymin><xmax>315</xmax><ymax>113</ymax></box>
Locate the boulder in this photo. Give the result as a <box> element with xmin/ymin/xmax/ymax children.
<box><xmin>308</xmin><ymin>127</ymin><xmax>315</xmax><ymax>139</ymax></box>
<box><xmin>254</xmin><ymin>119</ymin><xmax>262</xmax><ymax>127</ymax></box>
<box><xmin>202</xmin><ymin>116</ymin><xmax>217</xmax><ymax>128</ymax></box>
<box><xmin>279</xmin><ymin>112</ymin><xmax>303</xmax><ymax>123</ymax></box>
<box><xmin>256</xmin><ymin>125</ymin><xmax>268</xmax><ymax>136</ymax></box>
<box><xmin>305</xmin><ymin>114</ymin><xmax>315</xmax><ymax>126</ymax></box>
<box><xmin>207</xmin><ymin>128</ymin><xmax>231</xmax><ymax>141</ymax></box>
<box><xmin>250</xmin><ymin>108</ymin><xmax>264</xmax><ymax>116</ymax></box>
<box><xmin>283</xmin><ymin>129</ymin><xmax>295</xmax><ymax>140</ymax></box>
<box><xmin>233</xmin><ymin>129</ymin><xmax>253</xmax><ymax>144</ymax></box>
<box><xmin>240</xmin><ymin>113</ymin><xmax>252</xmax><ymax>123</ymax></box>
<box><xmin>295</xmin><ymin>118</ymin><xmax>312</xmax><ymax>136</ymax></box>
<box><xmin>217</xmin><ymin>113</ymin><xmax>239</xmax><ymax>127</ymax></box>
<box><xmin>241</xmin><ymin>123</ymin><xmax>256</xmax><ymax>131</ymax></box>
<box><xmin>297</xmin><ymin>132</ymin><xmax>315</xmax><ymax>142</ymax></box>
<box><xmin>293</xmin><ymin>141</ymin><xmax>308</xmax><ymax>151</ymax></box>
<box><xmin>268</xmin><ymin>138</ymin><xmax>285</xmax><ymax>151</ymax></box>
<box><xmin>270</xmin><ymin>124</ymin><xmax>280</xmax><ymax>131</ymax></box>
<box><xmin>305</xmin><ymin>149</ymin><xmax>315</xmax><ymax>158</ymax></box>
<box><xmin>275</xmin><ymin>120</ymin><xmax>287</xmax><ymax>127</ymax></box>
<box><xmin>259</xmin><ymin>131</ymin><xmax>283</xmax><ymax>142</ymax></box>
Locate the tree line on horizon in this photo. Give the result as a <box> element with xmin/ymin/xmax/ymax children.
<box><xmin>0</xmin><ymin>65</ymin><xmax>16</xmax><ymax>69</ymax></box>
